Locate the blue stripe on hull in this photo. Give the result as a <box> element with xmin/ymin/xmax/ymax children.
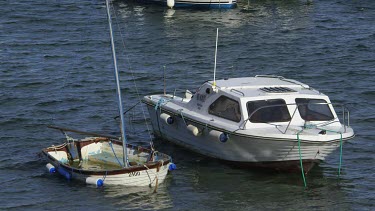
<box><xmin>130</xmin><ymin>0</ymin><xmax>237</xmax><ymax>9</ymax></box>
<box><xmin>174</xmin><ymin>3</ymin><xmax>236</xmax><ymax>9</ymax></box>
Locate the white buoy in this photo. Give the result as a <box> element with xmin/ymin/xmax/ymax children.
<box><xmin>187</xmin><ymin>124</ymin><xmax>200</xmax><ymax>136</ymax></box>
<box><xmin>86</xmin><ymin>177</ymin><xmax>104</xmax><ymax>187</ymax></box>
<box><xmin>46</xmin><ymin>163</ymin><xmax>56</xmax><ymax>173</ymax></box>
<box><xmin>160</xmin><ymin>113</ymin><xmax>174</xmax><ymax>124</ymax></box>
<box><xmin>167</xmin><ymin>0</ymin><xmax>175</xmax><ymax>9</ymax></box>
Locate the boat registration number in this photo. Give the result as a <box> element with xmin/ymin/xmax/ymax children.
<box><xmin>129</xmin><ymin>171</ymin><xmax>140</xmax><ymax>177</ymax></box>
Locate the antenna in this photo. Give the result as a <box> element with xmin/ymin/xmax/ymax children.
<box><xmin>213</xmin><ymin>28</ymin><xmax>218</xmax><ymax>87</ymax></box>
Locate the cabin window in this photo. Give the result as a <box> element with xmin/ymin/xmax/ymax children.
<box><xmin>209</xmin><ymin>96</ymin><xmax>241</xmax><ymax>122</ymax></box>
<box><xmin>296</xmin><ymin>98</ymin><xmax>334</xmax><ymax>121</ymax></box>
<box><xmin>247</xmin><ymin>99</ymin><xmax>291</xmax><ymax>123</ymax></box>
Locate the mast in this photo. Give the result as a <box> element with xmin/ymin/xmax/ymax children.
<box><xmin>105</xmin><ymin>0</ymin><xmax>128</xmax><ymax>168</ymax></box>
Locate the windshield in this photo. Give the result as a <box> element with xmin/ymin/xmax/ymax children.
<box><xmin>296</xmin><ymin>98</ymin><xmax>334</xmax><ymax>121</ymax></box>
<box><xmin>209</xmin><ymin>96</ymin><xmax>241</xmax><ymax>122</ymax></box>
<box><xmin>247</xmin><ymin>99</ymin><xmax>291</xmax><ymax>123</ymax></box>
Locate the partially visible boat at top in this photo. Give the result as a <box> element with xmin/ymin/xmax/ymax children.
<box><xmin>41</xmin><ymin>0</ymin><xmax>175</xmax><ymax>188</ymax></box>
<box><xmin>138</xmin><ymin>0</ymin><xmax>237</xmax><ymax>9</ymax></box>
<box><xmin>142</xmin><ymin>75</ymin><xmax>355</xmax><ymax>173</ymax></box>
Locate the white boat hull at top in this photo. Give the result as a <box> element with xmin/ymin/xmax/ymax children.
<box><xmin>143</xmin><ymin>76</ymin><xmax>355</xmax><ymax>172</ymax></box>
<box><xmin>147</xmin><ymin>0</ymin><xmax>237</xmax><ymax>9</ymax></box>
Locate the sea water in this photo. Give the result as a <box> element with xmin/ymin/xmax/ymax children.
<box><xmin>1</xmin><ymin>0</ymin><xmax>374</xmax><ymax>210</ymax></box>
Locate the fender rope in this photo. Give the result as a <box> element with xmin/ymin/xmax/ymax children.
<box><xmin>178</xmin><ymin>109</ymin><xmax>187</xmax><ymax>126</ymax></box>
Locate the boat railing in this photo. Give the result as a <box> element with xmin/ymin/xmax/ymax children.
<box><xmin>172</xmin><ymin>88</ymin><xmax>195</xmax><ymax>101</ymax></box>
<box><xmin>230</xmin><ymin>88</ymin><xmax>245</xmax><ymax>96</ymax></box>
<box><xmin>255</xmin><ymin>75</ymin><xmax>285</xmax><ymax>79</ymax></box>
<box><xmin>255</xmin><ymin>75</ymin><xmax>310</xmax><ymax>89</ymax></box>
<box><xmin>238</xmin><ymin>102</ymin><xmax>351</xmax><ymax>134</ymax></box>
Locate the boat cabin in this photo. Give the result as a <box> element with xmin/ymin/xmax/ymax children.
<box><xmin>184</xmin><ymin>75</ymin><xmax>340</xmax><ymax>130</ymax></box>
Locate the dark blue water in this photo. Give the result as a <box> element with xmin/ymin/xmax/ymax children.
<box><xmin>1</xmin><ymin>0</ymin><xmax>374</xmax><ymax>210</ymax></box>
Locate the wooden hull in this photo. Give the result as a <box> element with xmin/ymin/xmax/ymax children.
<box><xmin>42</xmin><ymin>137</ymin><xmax>172</xmax><ymax>187</ymax></box>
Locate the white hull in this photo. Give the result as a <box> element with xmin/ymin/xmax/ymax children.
<box><xmin>69</xmin><ymin>163</ymin><xmax>170</xmax><ymax>187</ymax></box>
<box><xmin>146</xmin><ymin>104</ymin><xmax>342</xmax><ymax>163</ymax></box>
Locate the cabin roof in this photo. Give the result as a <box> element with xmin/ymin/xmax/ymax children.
<box><xmin>207</xmin><ymin>76</ymin><xmax>323</xmax><ymax>98</ymax></box>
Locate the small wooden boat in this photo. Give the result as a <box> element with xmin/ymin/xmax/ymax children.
<box><xmin>42</xmin><ymin>126</ymin><xmax>174</xmax><ymax>187</ymax></box>
<box><xmin>42</xmin><ymin>0</ymin><xmax>175</xmax><ymax>188</ymax></box>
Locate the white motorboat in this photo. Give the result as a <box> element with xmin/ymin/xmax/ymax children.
<box><xmin>143</xmin><ymin>75</ymin><xmax>354</xmax><ymax>172</ymax></box>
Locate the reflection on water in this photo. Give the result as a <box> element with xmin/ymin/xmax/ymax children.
<box><xmin>102</xmin><ymin>180</ymin><xmax>174</xmax><ymax>210</ymax></box>
<box><xmin>168</xmin><ymin>155</ymin><xmax>353</xmax><ymax>210</ymax></box>
<box><xmin>164</xmin><ymin>9</ymin><xmax>175</xmax><ymax>18</ymax></box>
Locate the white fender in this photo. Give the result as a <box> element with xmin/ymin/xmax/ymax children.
<box><xmin>86</xmin><ymin>177</ymin><xmax>104</xmax><ymax>187</ymax></box>
<box><xmin>167</xmin><ymin>0</ymin><xmax>175</xmax><ymax>8</ymax></box>
<box><xmin>187</xmin><ymin>124</ymin><xmax>199</xmax><ymax>136</ymax></box>
<box><xmin>46</xmin><ymin>163</ymin><xmax>56</xmax><ymax>173</ymax></box>
<box><xmin>209</xmin><ymin>130</ymin><xmax>229</xmax><ymax>143</ymax></box>
<box><xmin>160</xmin><ymin>113</ymin><xmax>174</xmax><ymax>124</ymax></box>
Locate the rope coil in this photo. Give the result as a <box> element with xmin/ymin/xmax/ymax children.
<box><xmin>154</xmin><ymin>97</ymin><xmax>170</xmax><ymax>111</ymax></box>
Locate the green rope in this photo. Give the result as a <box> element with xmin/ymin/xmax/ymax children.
<box><xmin>316</xmin><ymin>128</ymin><xmax>344</xmax><ymax>179</ymax></box>
<box><xmin>338</xmin><ymin>133</ymin><xmax>343</xmax><ymax>179</ymax></box>
<box><xmin>178</xmin><ymin>109</ymin><xmax>188</xmax><ymax>126</ymax></box>
<box><xmin>297</xmin><ymin>131</ymin><xmax>307</xmax><ymax>188</ymax></box>
<box><xmin>304</xmin><ymin>125</ymin><xmax>344</xmax><ymax>180</ymax></box>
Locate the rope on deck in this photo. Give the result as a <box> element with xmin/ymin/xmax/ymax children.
<box><xmin>154</xmin><ymin>97</ymin><xmax>170</xmax><ymax>111</ymax></box>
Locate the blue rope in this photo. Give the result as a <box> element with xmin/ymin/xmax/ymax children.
<box><xmin>109</xmin><ymin>142</ymin><xmax>123</xmax><ymax>167</ymax></box>
<box><xmin>154</xmin><ymin>97</ymin><xmax>170</xmax><ymax>111</ymax></box>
